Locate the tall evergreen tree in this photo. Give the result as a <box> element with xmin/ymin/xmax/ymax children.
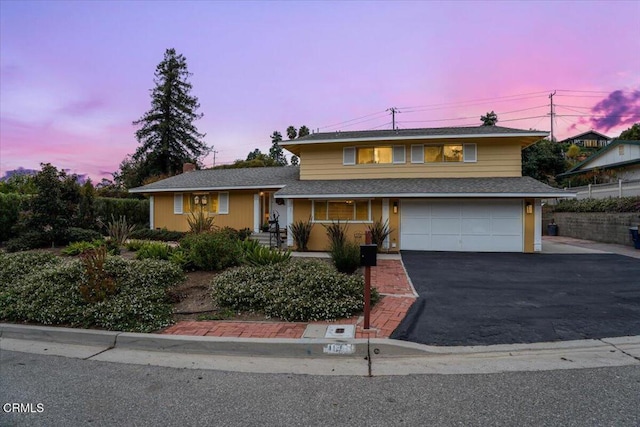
<box><xmin>480</xmin><ymin>111</ymin><xmax>498</xmax><ymax>126</ymax></box>
<box><xmin>269</xmin><ymin>131</ymin><xmax>287</xmax><ymax>165</ymax></box>
<box><xmin>131</xmin><ymin>48</ymin><xmax>208</xmax><ymax>184</ymax></box>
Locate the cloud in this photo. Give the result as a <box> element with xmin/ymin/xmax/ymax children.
<box><xmin>590</xmin><ymin>90</ymin><xmax>640</xmax><ymax>131</ymax></box>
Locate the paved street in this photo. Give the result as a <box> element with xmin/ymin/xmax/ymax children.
<box><xmin>1</xmin><ymin>350</ymin><xmax>639</xmax><ymax>426</ymax></box>
<box><xmin>394</xmin><ymin>252</ymin><xmax>640</xmax><ymax>346</ymax></box>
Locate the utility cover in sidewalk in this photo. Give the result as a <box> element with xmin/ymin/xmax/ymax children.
<box><xmin>325</xmin><ymin>325</ymin><xmax>355</xmax><ymax>339</ymax></box>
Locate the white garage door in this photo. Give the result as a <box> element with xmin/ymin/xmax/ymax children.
<box><xmin>400</xmin><ymin>199</ymin><xmax>523</xmax><ymax>252</ymax></box>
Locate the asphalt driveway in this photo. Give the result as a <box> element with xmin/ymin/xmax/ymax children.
<box><xmin>392</xmin><ymin>252</ymin><xmax>640</xmax><ymax>346</ymax></box>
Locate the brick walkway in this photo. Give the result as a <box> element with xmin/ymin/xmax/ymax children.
<box><xmin>162</xmin><ymin>259</ymin><xmax>417</xmax><ymax>339</ymax></box>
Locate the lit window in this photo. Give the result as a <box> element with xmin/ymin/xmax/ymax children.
<box><xmin>423</xmin><ymin>144</ymin><xmax>463</xmax><ymax>162</ymax></box>
<box><xmin>313</xmin><ymin>200</ymin><xmax>371</xmax><ymax>222</ymax></box>
<box><xmin>356</xmin><ymin>147</ymin><xmax>392</xmax><ymax>164</ymax></box>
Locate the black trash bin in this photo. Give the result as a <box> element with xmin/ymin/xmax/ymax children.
<box><xmin>547</xmin><ymin>223</ymin><xmax>558</xmax><ymax>236</ymax></box>
<box><xmin>630</xmin><ymin>227</ymin><xmax>640</xmax><ymax>250</ymax></box>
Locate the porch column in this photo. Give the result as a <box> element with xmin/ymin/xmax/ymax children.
<box><xmin>149</xmin><ymin>196</ymin><xmax>154</xmax><ymax>229</ymax></box>
<box><xmin>253</xmin><ymin>193</ymin><xmax>260</xmax><ymax>233</ymax></box>
<box><xmin>286</xmin><ymin>199</ymin><xmax>293</xmax><ymax>247</ymax></box>
<box><xmin>534</xmin><ymin>199</ymin><xmax>542</xmax><ymax>252</ymax></box>
<box><xmin>381</xmin><ymin>198</ymin><xmax>390</xmax><ymax>250</ymax></box>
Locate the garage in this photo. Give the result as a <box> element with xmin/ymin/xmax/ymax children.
<box><xmin>400</xmin><ymin>199</ymin><xmax>524</xmax><ymax>252</ymax></box>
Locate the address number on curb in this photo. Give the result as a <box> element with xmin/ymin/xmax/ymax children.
<box><xmin>323</xmin><ymin>344</ymin><xmax>356</xmax><ymax>355</ymax></box>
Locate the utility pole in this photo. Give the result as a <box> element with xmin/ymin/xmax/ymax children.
<box><xmin>212</xmin><ymin>150</ymin><xmax>219</xmax><ymax>167</ymax></box>
<box><xmin>548</xmin><ymin>91</ymin><xmax>556</xmax><ymax>142</ymax></box>
<box><xmin>387</xmin><ymin>107</ymin><xmax>400</xmax><ymax>130</ymax></box>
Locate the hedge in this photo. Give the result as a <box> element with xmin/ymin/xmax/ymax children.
<box><xmin>94</xmin><ymin>197</ymin><xmax>149</xmax><ymax>229</ymax></box>
<box><xmin>554</xmin><ymin>196</ymin><xmax>640</xmax><ymax>213</ymax></box>
<box><xmin>0</xmin><ymin>193</ymin><xmax>29</xmax><ymax>242</ymax></box>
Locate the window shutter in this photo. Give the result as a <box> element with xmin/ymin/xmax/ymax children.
<box><xmin>411</xmin><ymin>145</ymin><xmax>424</xmax><ymax>163</ymax></box>
<box><xmin>392</xmin><ymin>145</ymin><xmax>406</xmax><ymax>164</ymax></box>
<box><xmin>463</xmin><ymin>143</ymin><xmax>477</xmax><ymax>162</ymax></box>
<box><xmin>173</xmin><ymin>193</ymin><xmax>183</xmax><ymax>214</ymax></box>
<box><xmin>343</xmin><ymin>147</ymin><xmax>356</xmax><ymax>165</ymax></box>
<box><xmin>218</xmin><ymin>192</ymin><xmax>229</xmax><ymax>214</ymax></box>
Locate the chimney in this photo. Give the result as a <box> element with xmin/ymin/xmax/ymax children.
<box><xmin>183</xmin><ymin>163</ymin><xmax>196</xmax><ymax>173</ymax></box>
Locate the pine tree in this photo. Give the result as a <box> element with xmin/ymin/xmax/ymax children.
<box><xmin>269</xmin><ymin>131</ymin><xmax>287</xmax><ymax>166</ymax></box>
<box><xmin>132</xmin><ymin>48</ymin><xmax>208</xmax><ymax>183</ymax></box>
<box><xmin>480</xmin><ymin>111</ymin><xmax>498</xmax><ymax>126</ymax></box>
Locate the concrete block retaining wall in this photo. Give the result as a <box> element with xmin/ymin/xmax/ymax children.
<box><xmin>547</xmin><ymin>212</ymin><xmax>640</xmax><ymax>246</ymax></box>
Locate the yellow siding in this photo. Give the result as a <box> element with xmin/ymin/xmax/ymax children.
<box><xmin>524</xmin><ymin>198</ymin><xmax>534</xmax><ymax>253</ymax></box>
<box><xmin>299</xmin><ymin>139</ymin><xmax>522</xmax><ymax>180</ymax></box>
<box><xmin>291</xmin><ymin>199</ymin><xmax>394</xmax><ymax>252</ymax></box>
<box><xmin>152</xmin><ymin>190</ymin><xmax>256</xmax><ymax>232</ymax></box>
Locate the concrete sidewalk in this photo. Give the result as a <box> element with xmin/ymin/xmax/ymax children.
<box><xmin>2</xmin><ymin>323</ymin><xmax>639</xmax><ymax>376</ymax></box>
<box><xmin>543</xmin><ymin>235</ymin><xmax>640</xmax><ymax>259</ymax></box>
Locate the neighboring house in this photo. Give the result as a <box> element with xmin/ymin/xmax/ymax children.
<box><xmin>130</xmin><ymin>126</ymin><xmax>573</xmax><ymax>253</ymax></box>
<box><xmin>559</xmin><ymin>130</ymin><xmax>611</xmax><ymax>149</ymax></box>
<box><xmin>557</xmin><ymin>139</ymin><xmax>640</xmax><ymax>182</ymax></box>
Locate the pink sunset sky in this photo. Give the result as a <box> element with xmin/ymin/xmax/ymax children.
<box><xmin>1</xmin><ymin>0</ymin><xmax>639</xmax><ymax>182</ymax></box>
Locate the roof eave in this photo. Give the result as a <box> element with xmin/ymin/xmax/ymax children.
<box><xmin>129</xmin><ymin>184</ymin><xmax>286</xmax><ymax>193</ymax></box>
<box><xmin>281</xmin><ymin>132</ymin><xmax>549</xmax><ymax>147</ymax></box>
<box><xmin>275</xmin><ymin>192</ymin><xmax>575</xmax><ymax>199</ymax></box>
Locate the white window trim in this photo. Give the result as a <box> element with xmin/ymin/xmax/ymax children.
<box><xmin>463</xmin><ymin>143</ymin><xmax>477</xmax><ymax>163</ymax></box>
<box><xmin>311</xmin><ymin>200</ymin><xmax>373</xmax><ymax>223</ymax></box>
<box><xmin>343</xmin><ymin>147</ymin><xmax>356</xmax><ymax>165</ymax></box>
<box><xmin>173</xmin><ymin>193</ymin><xmax>183</xmax><ymax>214</ymax></box>
<box><xmin>411</xmin><ymin>144</ymin><xmax>424</xmax><ymax>164</ymax></box>
<box><xmin>218</xmin><ymin>191</ymin><xmax>229</xmax><ymax>214</ymax></box>
<box><xmin>392</xmin><ymin>145</ymin><xmax>406</xmax><ymax>164</ymax></box>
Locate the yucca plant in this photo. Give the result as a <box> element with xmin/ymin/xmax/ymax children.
<box><xmin>289</xmin><ymin>218</ymin><xmax>314</xmax><ymax>251</ymax></box>
<box><xmin>98</xmin><ymin>214</ymin><xmax>136</xmax><ymax>248</ymax></box>
<box><xmin>367</xmin><ymin>218</ymin><xmax>394</xmax><ymax>252</ymax></box>
<box><xmin>187</xmin><ymin>209</ymin><xmax>216</xmax><ymax>234</ymax></box>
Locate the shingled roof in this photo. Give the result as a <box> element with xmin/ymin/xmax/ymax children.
<box><xmin>283</xmin><ymin>126</ymin><xmax>547</xmax><ymax>144</ymax></box>
<box><xmin>274</xmin><ymin>176</ymin><xmax>572</xmax><ymax>198</ymax></box>
<box><xmin>129</xmin><ymin>166</ymin><xmax>300</xmax><ymax>193</ymax></box>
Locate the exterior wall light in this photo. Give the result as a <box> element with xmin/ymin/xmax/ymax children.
<box><xmin>393</xmin><ymin>201</ymin><xmax>398</xmax><ymax>214</ymax></box>
<box><xmin>525</xmin><ymin>202</ymin><xmax>533</xmax><ymax>214</ymax></box>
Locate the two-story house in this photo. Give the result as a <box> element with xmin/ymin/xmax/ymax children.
<box><xmin>559</xmin><ymin>130</ymin><xmax>611</xmax><ymax>149</ymax></box>
<box><xmin>130</xmin><ymin>126</ymin><xmax>572</xmax><ymax>253</ymax></box>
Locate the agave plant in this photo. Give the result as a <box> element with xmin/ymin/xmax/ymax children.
<box><xmin>98</xmin><ymin>214</ymin><xmax>136</xmax><ymax>248</ymax></box>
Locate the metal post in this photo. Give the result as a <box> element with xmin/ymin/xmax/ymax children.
<box><xmin>364</xmin><ymin>230</ymin><xmax>372</xmax><ymax>330</ymax></box>
<box><xmin>619</xmin><ymin>179</ymin><xmax>623</xmax><ymax>198</ymax></box>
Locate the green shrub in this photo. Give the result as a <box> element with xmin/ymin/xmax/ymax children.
<box><xmin>211</xmin><ymin>259</ymin><xmax>379</xmax><ymax>322</ymax></box>
<box><xmin>367</xmin><ymin>218</ymin><xmax>393</xmax><ymax>252</ymax></box>
<box><xmin>217</xmin><ymin>226</ymin><xmax>252</xmax><ymax>241</ymax></box>
<box><xmin>289</xmin><ymin>219</ymin><xmax>313</xmax><ymax>251</ymax></box>
<box><xmin>0</xmin><ymin>251</ymin><xmax>60</xmax><ymax>289</ymax></box>
<box><xmin>94</xmin><ymin>197</ymin><xmax>149</xmax><ymax>229</ymax></box>
<box><xmin>4</xmin><ymin>231</ymin><xmax>50</xmax><ymax>252</ymax></box>
<box><xmin>168</xmin><ymin>247</ymin><xmax>193</xmax><ymax>271</ymax></box>
<box><xmin>180</xmin><ymin>231</ymin><xmax>242</xmax><ymax>271</ymax></box>
<box><xmin>238</xmin><ymin>239</ymin><xmax>291</xmax><ymax>266</ymax></box>
<box><xmin>330</xmin><ymin>240</ymin><xmax>361</xmax><ymax>274</ymax></box>
<box><xmin>554</xmin><ymin>196</ymin><xmax>640</xmax><ymax>213</ymax></box>
<box><xmin>0</xmin><ymin>255</ymin><xmax>184</xmax><ymax>332</ymax></box>
<box><xmin>64</xmin><ymin>227</ymin><xmax>103</xmax><ymax>243</ymax></box>
<box><xmin>135</xmin><ymin>241</ymin><xmax>174</xmax><ymax>261</ymax></box>
<box><xmin>0</xmin><ymin>193</ymin><xmax>26</xmax><ymax>242</ymax></box>
<box><xmin>129</xmin><ymin>228</ymin><xmax>186</xmax><ymax>242</ymax></box>
<box><xmin>61</xmin><ymin>240</ymin><xmax>104</xmax><ymax>256</ymax></box>
<box><xmin>124</xmin><ymin>239</ymin><xmax>147</xmax><ymax>251</ymax></box>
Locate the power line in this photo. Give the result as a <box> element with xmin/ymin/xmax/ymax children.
<box><xmin>397</xmin><ymin>90</ymin><xmax>549</xmax><ymax>110</ymax></box>
<box><xmin>318</xmin><ymin>110</ymin><xmax>387</xmax><ymax>130</ymax></box>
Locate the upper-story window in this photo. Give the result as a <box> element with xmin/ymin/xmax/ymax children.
<box><xmin>411</xmin><ymin>143</ymin><xmax>476</xmax><ymax>164</ymax></box>
<box><xmin>344</xmin><ymin>146</ymin><xmax>406</xmax><ymax>165</ymax></box>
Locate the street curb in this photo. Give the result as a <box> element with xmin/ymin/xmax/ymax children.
<box><xmin>3</xmin><ymin>323</ymin><xmax>640</xmax><ymax>360</ymax></box>
<box><xmin>0</xmin><ymin>323</ymin><xmax>118</xmax><ymax>347</ymax></box>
